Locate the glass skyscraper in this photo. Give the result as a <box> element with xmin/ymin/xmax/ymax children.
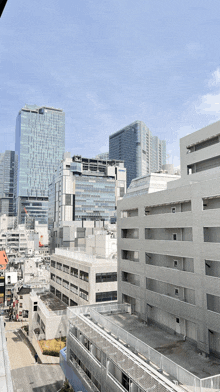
<box><xmin>15</xmin><ymin>104</ymin><xmax>65</xmax><ymax>224</ymax></box>
<box><xmin>0</xmin><ymin>150</ymin><xmax>17</xmax><ymax>216</ymax></box>
<box><xmin>109</xmin><ymin>120</ymin><xmax>166</xmax><ymax>187</ymax></box>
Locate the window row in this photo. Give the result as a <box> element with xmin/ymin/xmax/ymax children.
<box><xmin>121</xmin><ymin>196</ymin><xmax>220</xmax><ymax>218</ymax></box>
<box><xmin>50</xmin><ymin>261</ymin><xmax>89</xmax><ymax>282</ymax></box>
<box><xmin>69</xmin><ymin>348</ymin><xmax>101</xmax><ymax>391</ymax></box>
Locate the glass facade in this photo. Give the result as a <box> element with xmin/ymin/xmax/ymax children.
<box><xmin>74</xmin><ymin>175</ymin><xmax>115</xmax><ymax>221</ymax></box>
<box><xmin>0</xmin><ymin>151</ymin><xmax>17</xmax><ymax>216</ymax></box>
<box><xmin>15</xmin><ymin>105</ymin><xmax>65</xmax><ymax>223</ymax></box>
<box><xmin>109</xmin><ymin>121</ymin><xmax>166</xmax><ymax>187</ymax></box>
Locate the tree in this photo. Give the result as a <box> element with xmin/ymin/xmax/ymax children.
<box><xmin>60</xmin><ymin>381</ymin><xmax>74</xmax><ymax>392</ymax></box>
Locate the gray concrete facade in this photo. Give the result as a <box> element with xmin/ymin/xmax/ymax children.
<box><xmin>117</xmin><ymin>120</ymin><xmax>220</xmax><ymax>356</ymax></box>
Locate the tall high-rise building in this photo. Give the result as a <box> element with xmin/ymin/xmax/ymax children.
<box><xmin>0</xmin><ymin>150</ymin><xmax>17</xmax><ymax>216</ymax></box>
<box><xmin>15</xmin><ymin>104</ymin><xmax>65</xmax><ymax>224</ymax></box>
<box><xmin>109</xmin><ymin>120</ymin><xmax>166</xmax><ymax>187</ymax></box>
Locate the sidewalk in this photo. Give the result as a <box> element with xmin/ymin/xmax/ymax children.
<box><xmin>5</xmin><ymin>320</ymin><xmax>60</xmax><ymax>368</ymax></box>
<box><xmin>5</xmin><ymin>325</ymin><xmax>35</xmax><ymax>370</ymax></box>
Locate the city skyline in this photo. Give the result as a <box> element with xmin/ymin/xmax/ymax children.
<box><xmin>1</xmin><ymin>1</ymin><xmax>220</xmax><ymax>167</ymax></box>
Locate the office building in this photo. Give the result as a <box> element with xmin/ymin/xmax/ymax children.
<box><xmin>15</xmin><ymin>104</ymin><xmax>65</xmax><ymax>224</ymax></box>
<box><xmin>48</xmin><ymin>154</ymin><xmax>126</xmax><ymax>249</ymax></box>
<box><xmin>117</xmin><ymin>120</ymin><xmax>220</xmax><ymax>357</ymax></box>
<box><xmin>0</xmin><ymin>150</ymin><xmax>17</xmax><ymax>216</ymax></box>
<box><xmin>49</xmin><ymin>227</ymin><xmax>117</xmax><ymax>308</ymax></box>
<box><xmin>109</xmin><ymin>121</ymin><xmax>166</xmax><ymax>187</ymax></box>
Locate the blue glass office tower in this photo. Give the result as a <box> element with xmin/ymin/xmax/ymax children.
<box><xmin>109</xmin><ymin>121</ymin><xmax>166</xmax><ymax>187</ymax></box>
<box><xmin>15</xmin><ymin>105</ymin><xmax>65</xmax><ymax>224</ymax></box>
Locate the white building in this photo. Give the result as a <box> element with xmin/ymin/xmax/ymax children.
<box><xmin>29</xmin><ymin>291</ymin><xmax>68</xmax><ymax>340</ymax></box>
<box><xmin>50</xmin><ymin>227</ymin><xmax>117</xmax><ymax>307</ymax></box>
<box><xmin>117</xmin><ymin>120</ymin><xmax>220</xmax><ymax>356</ymax></box>
<box><xmin>125</xmin><ymin>165</ymin><xmax>180</xmax><ymax>199</ymax></box>
<box><xmin>61</xmin><ymin>303</ymin><xmax>220</xmax><ymax>392</ymax></box>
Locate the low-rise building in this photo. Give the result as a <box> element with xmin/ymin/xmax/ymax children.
<box><xmin>49</xmin><ymin>228</ymin><xmax>117</xmax><ymax>307</ymax></box>
<box><xmin>61</xmin><ymin>303</ymin><xmax>220</xmax><ymax>392</ymax></box>
<box><xmin>29</xmin><ymin>291</ymin><xmax>68</xmax><ymax>340</ymax></box>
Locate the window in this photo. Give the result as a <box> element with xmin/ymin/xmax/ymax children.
<box><xmin>57</xmin><ymin>262</ymin><xmax>62</xmax><ymax>270</ymax></box>
<box><xmin>96</xmin><ymin>272</ymin><xmax>117</xmax><ymax>283</ymax></box>
<box><xmin>171</xmin><ymin>207</ymin><xmax>176</xmax><ymax>213</ymax></box>
<box><xmin>33</xmin><ymin>302</ymin><xmax>37</xmax><ymax>311</ymax></box>
<box><xmin>65</xmin><ymin>194</ymin><xmax>71</xmax><ymax>206</ymax></box>
<box><xmin>19</xmin><ymin>311</ymin><xmax>22</xmax><ymax>316</ymax></box>
<box><xmin>70</xmin><ymin>299</ymin><xmax>78</xmax><ymax>306</ymax></box>
<box><xmin>63</xmin><ymin>264</ymin><xmax>69</xmax><ymax>273</ymax></box>
<box><xmin>96</xmin><ymin>291</ymin><xmax>117</xmax><ymax>302</ymax></box>
<box><xmin>175</xmin><ymin>288</ymin><xmax>179</xmax><ymax>295</ymax></box>
<box><xmin>79</xmin><ymin>289</ymin><xmax>89</xmax><ymax>301</ymax></box>
<box><xmin>19</xmin><ymin>303</ymin><xmax>22</xmax><ymax>308</ymax></box>
<box><xmin>122</xmin><ymin>373</ymin><xmax>130</xmax><ymax>391</ymax></box>
<box><xmin>173</xmin><ymin>233</ymin><xmax>177</xmax><ymax>240</ymax></box>
<box><xmin>70</xmin><ymin>267</ymin><xmax>78</xmax><ymax>278</ymax></box>
<box><xmin>62</xmin><ymin>294</ymin><xmax>69</xmax><ymax>305</ymax></box>
<box><xmin>51</xmin><ymin>260</ymin><xmax>55</xmax><ymax>268</ymax></box>
<box><xmin>176</xmin><ymin>318</ymin><xmax>180</xmax><ymax>323</ymax></box>
<box><xmin>20</xmin><ymin>295</ymin><xmax>23</xmax><ymax>299</ymax></box>
<box><xmin>41</xmin><ymin>320</ymin><xmax>45</xmax><ymax>334</ymax></box>
<box><xmin>70</xmin><ymin>283</ymin><xmax>78</xmax><ymax>294</ymax></box>
<box><xmin>50</xmin><ymin>285</ymin><xmax>55</xmax><ymax>294</ymax></box>
<box><xmin>63</xmin><ymin>279</ymin><xmax>69</xmax><ymax>289</ymax></box>
<box><xmin>174</xmin><ymin>260</ymin><xmax>178</xmax><ymax>267</ymax></box>
<box><xmin>80</xmin><ymin>270</ymin><xmax>89</xmax><ymax>282</ymax></box>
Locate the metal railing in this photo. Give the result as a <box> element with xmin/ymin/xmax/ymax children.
<box><xmin>67</xmin><ymin>303</ymin><xmax>220</xmax><ymax>392</ymax></box>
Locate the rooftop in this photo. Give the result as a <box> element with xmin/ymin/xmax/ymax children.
<box><xmin>39</xmin><ymin>292</ymin><xmax>67</xmax><ymax>312</ymax></box>
<box><xmin>54</xmin><ymin>247</ymin><xmax>117</xmax><ymax>265</ymax></box>
<box><xmin>67</xmin><ymin>303</ymin><xmax>220</xmax><ymax>392</ymax></box>
<box><xmin>107</xmin><ymin>312</ymin><xmax>220</xmax><ymax>379</ymax></box>
<box><xmin>18</xmin><ymin>287</ymin><xmax>31</xmax><ymax>295</ymax></box>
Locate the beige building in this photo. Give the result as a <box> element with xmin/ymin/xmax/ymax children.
<box><xmin>117</xmin><ymin>120</ymin><xmax>220</xmax><ymax>356</ymax></box>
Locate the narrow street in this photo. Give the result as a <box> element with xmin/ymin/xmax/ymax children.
<box><xmin>5</xmin><ymin>322</ymin><xmax>34</xmax><ymax>370</ymax></box>
<box><xmin>5</xmin><ymin>321</ymin><xmax>65</xmax><ymax>392</ymax></box>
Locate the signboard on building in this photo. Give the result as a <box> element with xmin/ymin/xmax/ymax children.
<box><xmin>0</xmin><ymin>276</ymin><xmax>5</xmax><ymax>304</ymax></box>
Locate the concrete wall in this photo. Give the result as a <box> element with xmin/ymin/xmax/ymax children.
<box><xmin>117</xmin><ymin>126</ymin><xmax>220</xmax><ymax>354</ymax></box>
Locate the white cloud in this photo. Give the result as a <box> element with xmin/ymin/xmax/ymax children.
<box><xmin>208</xmin><ymin>68</ymin><xmax>220</xmax><ymax>87</ymax></box>
<box><xmin>196</xmin><ymin>93</ymin><xmax>220</xmax><ymax>116</ymax></box>
<box><xmin>195</xmin><ymin>67</ymin><xmax>220</xmax><ymax>116</ymax></box>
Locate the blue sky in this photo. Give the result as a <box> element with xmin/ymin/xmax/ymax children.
<box><xmin>1</xmin><ymin>0</ymin><xmax>220</xmax><ymax>166</ymax></box>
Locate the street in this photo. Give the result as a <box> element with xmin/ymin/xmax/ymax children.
<box><xmin>4</xmin><ymin>320</ymin><xmax>65</xmax><ymax>392</ymax></box>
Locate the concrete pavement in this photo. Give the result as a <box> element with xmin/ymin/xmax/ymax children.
<box><xmin>6</xmin><ymin>326</ymin><xmax>35</xmax><ymax>370</ymax></box>
<box><xmin>11</xmin><ymin>364</ymin><xmax>65</xmax><ymax>392</ymax></box>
